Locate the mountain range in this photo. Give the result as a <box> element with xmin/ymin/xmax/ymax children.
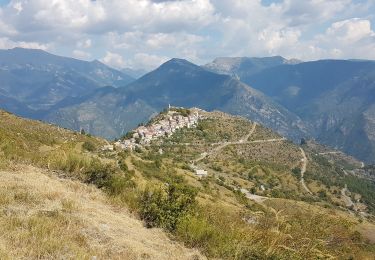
<box><xmin>43</xmin><ymin>58</ymin><xmax>307</xmax><ymax>140</ymax></box>
<box><xmin>0</xmin><ymin>48</ymin><xmax>374</xmax><ymax>163</ymax></box>
<box><xmin>205</xmin><ymin>58</ymin><xmax>375</xmax><ymax>163</ymax></box>
<box><xmin>0</xmin><ymin>48</ymin><xmax>134</xmax><ymax>113</ymax></box>
<box><xmin>204</xmin><ymin>56</ymin><xmax>301</xmax><ymax>78</ymax></box>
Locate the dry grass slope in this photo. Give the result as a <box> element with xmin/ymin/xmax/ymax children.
<box><xmin>0</xmin><ymin>165</ymin><xmax>204</xmax><ymax>260</ymax></box>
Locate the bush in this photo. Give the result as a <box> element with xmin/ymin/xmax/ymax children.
<box><xmin>82</xmin><ymin>141</ymin><xmax>96</xmax><ymax>152</ymax></box>
<box><xmin>118</xmin><ymin>159</ymin><xmax>129</xmax><ymax>172</ymax></box>
<box><xmin>176</xmin><ymin>214</ymin><xmax>216</xmax><ymax>249</ymax></box>
<box><xmin>318</xmin><ymin>190</ymin><xmax>327</xmax><ymax>199</ymax></box>
<box><xmin>134</xmin><ymin>146</ymin><xmax>142</xmax><ymax>153</ymax></box>
<box><xmin>59</xmin><ymin>153</ymin><xmax>90</xmax><ymax>173</ymax></box>
<box><xmin>84</xmin><ymin>159</ymin><xmax>136</xmax><ymax>196</ymax></box>
<box><xmin>291</xmin><ymin>167</ymin><xmax>301</xmax><ymax>178</ymax></box>
<box><xmin>105</xmin><ymin>174</ymin><xmax>136</xmax><ymax>196</ymax></box>
<box><xmin>139</xmin><ymin>183</ymin><xmax>197</xmax><ymax>231</ymax></box>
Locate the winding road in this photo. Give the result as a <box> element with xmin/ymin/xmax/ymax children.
<box><xmin>240</xmin><ymin>188</ymin><xmax>268</xmax><ymax>203</ymax></box>
<box><xmin>317</xmin><ymin>151</ymin><xmax>341</xmax><ymax>155</ymax></box>
<box><xmin>299</xmin><ymin>148</ymin><xmax>313</xmax><ymax>194</ymax></box>
<box><xmin>193</xmin><ymin>122</ymin><xmax>258</xmax><ymax>163</ymax></box>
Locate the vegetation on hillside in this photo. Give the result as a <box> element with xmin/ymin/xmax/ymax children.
<box><xmin>1</xmin><ymin>109</ymin><xmax>375</xmax><ymax>259</ymax></box>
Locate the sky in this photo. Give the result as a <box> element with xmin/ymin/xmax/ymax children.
<box><xmin>0</xmin><ymin>0</ymin><xmax>374</xmax><ymax>70</ymax></box>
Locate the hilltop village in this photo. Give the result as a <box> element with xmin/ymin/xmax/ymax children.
<box><xmin>115</xmin><ymin>107</ymin><xmax>201</xmax><ymax>150</ymax></box>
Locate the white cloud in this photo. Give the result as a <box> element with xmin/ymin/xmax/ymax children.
<box><xmin>258</xmin><ymin>28</ymin><xmax>301</xmax><ymax>54</ymax></box>
<box><xmin>100</xmin><ymin>51</ymin><xmax>126</xmax><ymax>69</ymax></box>
<box><xmin>107</xmin><ymin>31</ymin><xmax>205</xmax><ymax>66</ymax></box>
<box><xmin>73</xmin><ymin>49</ymin><xmax>91</xmax><ymax>60</ymax></box>
<box><xmin>0</xmin><ymin>9</ymin><xmax>17</xmax><ymax>35</ymax></box>
<box><xmin>24</xmin><ymin>0</ymin><xmax>106</xmax><ymax>31</ymax></box>
<box><xmin>108</xmin><ymin>31</ymin><xmax>204</xmax><ymax>53</ymax></box>
<box><xmin>281</xmin><ymin>0</ymin><xmax>352</xmax><ymax>26</ymax></box>
<box><xmin>129</xmin><ymin>53</ymin><xmax>170</xmax><ymax>70</ymax></box>
<box><xmin>1</xmin><ymin>0</ymin><xmax>215</xmax><ymax>34</ymax></box>
<box><xmin>100</xmin><ymin>0</ymin><xmax>216</xmax><ymax>33</ymax></box>
<box><xmin>77</xmin><ymin>39</ymin><xmax>92</xmax><ymax>49</ymax></box>
<box><xmin>0</xmin><ymin>0</ymin><xmax>374</xmax><ymax>69</ymax></box>
<box><xmin>12</xmin><ymin>2</ymin><xmax>23</xmax><ymax>14</ymax></box>
<box><xmin>311</xmin><ymin>18</ymin><xmax>375</xmax><ymax>59</ymax></box>
<box><xmin>100</xmin><ymin>50</ymin><xmax>169</xmax><ymax>70</ymax></box>
<box><xmin>326</xmin><ymin>18</ymin><xmax>375</xmax><ymax>42</ymax></box>
<box><xmin>146</xmin><ymin>33</ymin><xmax>204</xmax><ymax>50</ymax></box>
<box><xmin>0</xmin><ymin>37</ymin><xmax>49</xmax><ymax>50</ymax></box>
<box><xmin>0</xmin><ymin>20</ymin><xmax>17</xmax><ymax>36</ymax></box>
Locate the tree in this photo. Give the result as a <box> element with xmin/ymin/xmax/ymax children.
<box><xmin>292</xmin><ymin>167</ymin><xmax>301</xmax><ymax>178</ymax></box>
<box><xmin>139</xmin><ymin>183</ymin><xmax>197</xmax><ymax>231</ymax></box>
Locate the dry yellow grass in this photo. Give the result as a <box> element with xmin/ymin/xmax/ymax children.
<box><xmin>357</xmin><ymin>222</ymin><xmax>375</xmax><ymax>244</ymax></box>
<box><xmin>0</xmin><ymin>165</ymin><xmax>204</xmax><ymax>260</ymax></box>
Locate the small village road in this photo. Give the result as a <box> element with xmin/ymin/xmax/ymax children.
<box><xmin>299</xmin><ymin>148</ymin><xmax>312</xmax><ymax>194</ymax></box>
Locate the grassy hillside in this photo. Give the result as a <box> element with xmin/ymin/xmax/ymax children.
<box><xmin>0</xmin><ymin>110</ymin><xmax>203</xmax><ymax>259</ymax></box>
<box><xmin>0</xmin><ymin>110</ymin><xmax>104</xmax><ymax>169</ymax></box>
<box><xmin>0</xmin><ymin>165</ymin><xmax>202</xmax><ymax>259</ymax></box>
<box><xmin>1</xmin><ymin>109</ymin><xmax>375</xmax><ymax>259</ymax></box>
<box><xmin>121</xmin><ymin>109</ymin><xmax>375</xmax><ymax>259</ymax></box>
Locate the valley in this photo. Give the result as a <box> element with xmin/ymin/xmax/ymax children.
<box><xmin>1</xmin><ymin>48</ymin><xmax>374</xmax><ymax>164</ymax></box>
<box><xmin>205</xmin><ymin>57</ymin><xmax>375</xmax><ymax>163</ymax></box>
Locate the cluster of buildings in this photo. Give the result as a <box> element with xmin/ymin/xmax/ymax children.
<box><xmin>115</xmin><ymin>108</ymin><xmax>201</xmax><ymax>150</ymax></box>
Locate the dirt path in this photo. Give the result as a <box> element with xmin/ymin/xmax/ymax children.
<box><xmin>242</xmin><ymin>122</ymin><xmax>258</xmax><ymax>142</ymax></box>
<box><xmin>236</xmin><ymin>137</ymin><xmax>286</xmax><ymax>145</ymax></box>
<box><xmin>192</xmin><ymin>123</ymin><xmax>287</xmax><ymax>163</ymax></box>
<box><xmin>317</xmin><ymin>151</ymin><xmax>341</xmax><ymax>155</ymax></box>
<box><xmin>193</xmin><ymin>122</ymin><xmax>257</xmax><ymax>163</ymax></box>
<box><xmin>0</xmin><ymin>166</ymin><xmax>204</xmax><ymax>260</ymax></box>
<box><xmin>162</xmin><ymin>124</ymin><xmax>288</xmax><ymax>149</ymax></box>
<box><xmin>341</xmin><ymin>184</ymin><xmax>355</xmax><ymax>208</ymax></box>
<box><xmin>299</xmin><ymin>148</ymin><xmax>312</xmax><ymax>194</ymax></box>
<box><xmin>240</xmin><ymin>188</ymin><xmax>268</xmax><ymax>204</ymax></box>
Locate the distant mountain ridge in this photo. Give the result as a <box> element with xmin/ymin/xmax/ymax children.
<box><xmin>204</xmin><ymin>56</ymin><xmax>301</xmax><ymax>79</ymax></box>
<box><xmin>208</xmin><ymin>57</ymin><xmax>375</xmax><ymax>163</ymax></box>
<box><xmin>1</xmin><ymin>48</ymin><xmax>374</xmax><ymax>163</ymax></box>
<box><xmin>44</xmin><ymin>58</ymin><xmax>308</xmax><ymax>140</ymax></box>
<box><xmin>121</xmin><ymin>67</ymin><xmax>148</xmax><ymax>79</ymax></box>
<box><xmin>0</xmin><ymin>48</ymin><xmax>134</xmax><ymax>112</ymax></box>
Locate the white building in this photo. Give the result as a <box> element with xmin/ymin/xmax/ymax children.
<box><xmin>195</xmin><ymin>169</ymin><xmax>208</xmax><ymax>177</ymax></box>
<box><xmin>116</xmin><ymin>108</ymin><xmax>201</xmax><ymax>150</ymax></box>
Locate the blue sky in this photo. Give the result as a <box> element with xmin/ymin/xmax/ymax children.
<box><xmin>0</xmin><ymin>0</ymin><xmax>374</xmax><ymax>70</ymax></box>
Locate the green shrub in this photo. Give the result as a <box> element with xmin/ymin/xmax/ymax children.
<box><xmin>83</xmin><ymin>158</ymin><xmax>136</xmax><ymax>196</ymax></box>
<box><xmin>118</xmin><ymin>159</ymin><xmax>129</xmax><ymax>172</ymax></box>
<box><xmin>291</xmin><ymin>167</ymin><xmax>301</xmax><ymax>178</ymax></box>
<box><xmin>62</xmin><ymin>153</ymin><xmax>90</xmax><ymax>173</ymax></box>
<box><xmin>82</xmin><ymin>141</ymin><xmax>96</xmax><ymax>152</ymax></box>
<box><xmin>139</xmin><ymin>183</ymin><xmax>197</xmax><ymax>231</ymax></box>
<box><xmin>105</xmin><ymin>174</ymin><xmax>136</xmax><ymax>196</ymax></box>
<box><xmin>176</xmin><ymin>214</ymin><xmax>216</xmax><ymax>249</ymax></box>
